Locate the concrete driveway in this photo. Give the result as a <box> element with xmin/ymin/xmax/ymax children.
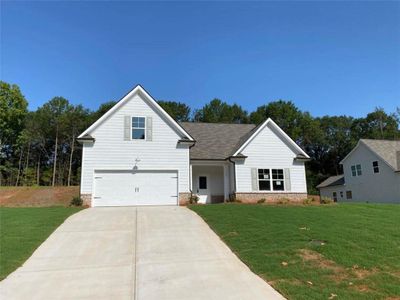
<box><xmin>1</xmin><ymin>207</ymin><xmax>284</xmax><ymax>300</ymax></box>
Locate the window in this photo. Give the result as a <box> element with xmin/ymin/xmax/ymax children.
<box><xmin>258</xmin><ymin>168</ymin><xmax>285</xmax><ymax>191</ymax></box>
<box><xmin>199</xmin><ymin>176</ymin><xmax>207</xmax><ymax>189</ymax></box>
<box><xmin>373</xmin><ymin>161</ymin><xmax>379</xmax><ymax>173</ymax></box>
<box><xmin>132</xmin><ymin>117</ymin><xmax>146</xmax><ymax>140</ymax></box>
<box><xmin>272</xmin><ymin>169</ymin><xmax>285</xmax><ymax>191</ymax></box>
<box><xmin>258</xmin><ymin>169</ymin><xmax>271</xmax><ymax>191</ymax></box>
<box><xmin>346</xmin><ymin>191</ymin><xmax>352</xmax><ymax>199</ymax></box>
<box><xmin>351</xmin><ymin>165</ymin><xmax>356</xmax><ymax>176</ymax></box>
<box><xmin>351</xmin><ymin>164</ymin><xmax>362</xmax><ymax>176</ymax></box>
<box><xmin>356</xmin><ymin>164</ymin><xmax>362</xmax><ymax>176</ymax></box>
<box><xmin>340</xmin><ymin>191</ymin><xmax>343</xmax><ymax>198</ymax></box>
<box><xmin>333</xmin><ymin>192</ymin><xmax>337</xmax><ymax>201</ymax></box>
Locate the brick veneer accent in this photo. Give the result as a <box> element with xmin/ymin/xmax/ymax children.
<box><xmin>81</xmin><ymin>194</ymin><xmax>92</xmax><ymax>207</ymax></box>
<box><xmin>235</xmin><ymin>192</ymin><xmax>307</xmax><ymax>203</ymax></box>
<box><xmin>179</xmin><ymin>192</ymin><xmax>191</xmax><ymax>205</ymax></box>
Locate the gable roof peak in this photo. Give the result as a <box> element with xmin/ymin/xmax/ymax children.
<box><xmin>78</xmin><ymin>85</ymin><xmax>194</xmax><ymax>141</ymax></box>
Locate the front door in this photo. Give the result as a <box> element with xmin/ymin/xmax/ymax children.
<box><xmin>197</xmin><ymin>175</ymin><xmax>209</xmax><ymax>204</ymax></box>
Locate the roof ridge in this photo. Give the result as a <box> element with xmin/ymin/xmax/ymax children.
<box><xmin>179</xmin><ymin>121</ymin><xmax>256</xmax><ymax>126</ymax></box>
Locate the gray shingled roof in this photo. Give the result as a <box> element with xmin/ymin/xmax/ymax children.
<box><xmin>180</xmin><ymin>122</ymin><xmax>256</xmax><ymax>160</ymax></box>
<box><xmin>316</xmin><ymin>175</ymin><xmax>345</xmax><ymax>189</ymax></box>
<box><xmin>361</xmin><ymin>139</ymin><xmax>400</xmax><ymax>171</ymax></box>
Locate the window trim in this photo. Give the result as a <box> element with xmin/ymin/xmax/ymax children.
<box><xmin>258</xmin><ymin>169</ymin><xmax>271</xmax><ymax>191</ymax></box>
<box><xmin>257</xmin><ymin>168</ymin><xmax>285</xmax><ymax>192</ymax></box>
<box><xmin>372</xmin><ymin>161</ymin><xmax>379</xmax><ymax>174</ymax></box>
<box><xmin>199</xmin><ymin>176</ymin><xmax>207</xmax><ymax>190</ymax></box>
<box><xmin>356</xmin><ymin>164</ymin><xmax>362</xmax><ymax>176</ymax></box>
<box><xmin>351</xmin><ymin>164</ymin><xmax>362</xmax><ymax>176</ymax></box>
<box><xmin>131</xmin><ymin>116</ymin><xmax>146</xmax><ymax>140</ymax></box>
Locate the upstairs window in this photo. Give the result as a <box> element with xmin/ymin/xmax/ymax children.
<box><xmin>132</xmin><ymin>117</ymin><xmax>146</xmax><ymax>140</ymax></box>
<box><xmin>373</xmin><ymin>161</ymin><xmax>379</xmax><ymax>173</ymax></box>
<box><xmin>351</xmin><ymin>164</ymin><xmax>362</xmax><ymax>176</ymax></box>
<box><xmin>351</xmin><ymin>165</ymin><xmax>356</xmax><ymax>176</ymax></box>
<box><xmin>356</xmin><ymin>164</ymin><xmax>362</xmax><ymax>176</ymax></box>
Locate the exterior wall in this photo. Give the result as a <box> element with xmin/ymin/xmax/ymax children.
<box><xmin>319</xmin><ymin>186</ymin><xmax>345</xmax><ymax>202</ymax></box>
<box><xmin>235</xmin><ymin>122</ymin><xmax>307</xmax><ymax>193</ymax></box>
<box><xmin>178</xmin><ymin>192</ymin><xmax>191</xmax><ymax>205</ymax></box>
<box><xmin>341</xmin><ymin>143</ymin><xmax>400</xmax><ymax>203</ymax></box>
<box><xmin>235</xmin><ymin>192</ymin><xmax>307</xmax><ymax>203</ymax></box>
<box><xmin>192</xmin><ymin>165</ymin><xmax>224</xmax><ymax>202</ymax></box>
<box><xmin>81</xmin><ymin>193</ymin><xmax>92</xmax><ymax>206</ymax></box>
<box><xmin>80</xmin><ymin>92</ymin><xmax>190</xmax><ymax>200</ymax></box>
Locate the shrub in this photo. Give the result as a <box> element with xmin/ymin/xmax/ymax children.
<box><xmin>277</xmin><ymin>198</ymin><xmax>290</xmax><ymax>205</ymax></box>
<box><xmin>303</xmin><ymin>198</ymin><xmax>313</xmax><ymax>205</ymax></box>
<box><xmin>229</xmin><ymin>194</ymin><xmax>236</xmax><ymax>202</ymax></box>
<box><xmin>70</xmin><ymin>196</ymin><xmax>83</xmax><ymax>207</ymax></box>
<box><xmin>189</xmin><ymin>194</ymin><xmax>199</xmax><ymax>204</ymax></box>
<box><xmin>320</xmin><ymin>196</ymin><xmax>334</xmax><ymax>204</ymax></box>
<box><xmin>257</xmin><ymin>198</ymin><xmax>266</xmax><ymax>204</ymax></box>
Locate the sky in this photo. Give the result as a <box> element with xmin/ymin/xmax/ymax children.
<box><xmin>1</xmin><ymin>1</ymin><xmax>399</xmax><ymax>118</ymax></box>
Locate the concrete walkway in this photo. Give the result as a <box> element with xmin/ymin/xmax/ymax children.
<box><xmin>1</xmin><ymin>207</ymin><xmax>284</xmax><ymax>300</ymax></box>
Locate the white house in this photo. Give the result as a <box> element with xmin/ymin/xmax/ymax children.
<box><xmin>77</xmin><ymin>85</ymin><xmax>309</xmax><ymax>207</ymax></box>
<box><xmin>317</xmin><ymin>139</ymin><xmax>400</xmax><ymax>203</ymax></box>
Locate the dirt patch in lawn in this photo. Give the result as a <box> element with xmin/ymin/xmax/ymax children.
<box><xmin>298</xmin><ymin>249</ymin><xmax>380</xmax><ymax>289</ymax></box>
<box><xmin>299</xmin><ymin>249</ymin><xmax>345</xmax><ymax>275</ymax></box>
<box><xmin>0</xmin><ymin>186</ymin><xmax>79</xmax><ymax>207</ymax></box>
<box><xmin>299</xmin><ymin>249</ymin><xmax>350</xmax><ymax>282</ymax></box>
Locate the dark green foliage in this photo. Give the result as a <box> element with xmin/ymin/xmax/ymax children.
<box><xmin>70</xmin><ymin>196</ymin><xmax>83</xmax><ymax>206</ymax></box>
<box><xmin>158</xmin><ymin>100</ymin><xmax>191</xmax><ymax>122</ymax></box>
<box><xmin>194</xmin><ymin>99</ymin><xmax>249</xmax><ymax>123</ymax></box>
<box><xmin>190</xmin><ymin>204</ymin><xmax>400</xmax><ymax>300</ymax></box>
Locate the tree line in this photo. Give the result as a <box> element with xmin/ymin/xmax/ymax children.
<box><xmin>1</xmin><ymin>81</ymin><xmax>399</xmax><ymax>193</ymax></box>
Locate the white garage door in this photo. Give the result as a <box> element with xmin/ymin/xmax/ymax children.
<box><xmin>93</xmin><ymin>170</ymin><xmax>178</xmax><ymax>207</ymax></box>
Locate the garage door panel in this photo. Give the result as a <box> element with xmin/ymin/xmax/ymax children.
<box><xmin>93</xmin><ymin>170</ymin><xmax>178</xmax><ymax>207</ymax></box>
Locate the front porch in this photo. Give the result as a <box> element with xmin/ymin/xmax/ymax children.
<box><xmin>190</xmin><ymin>161</ymin><xmax>234</xmax><ymax>204</ymax></box>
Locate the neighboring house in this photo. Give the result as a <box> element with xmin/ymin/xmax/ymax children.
<box><xmin>77</xmin><ymin>85</ymin><xmax>310</xmax><ymax>207</ymax></box>
<box><xmin>317</xmin><ymin>139</ymin><xmax>400</xmax><ymax>203</ymax></box>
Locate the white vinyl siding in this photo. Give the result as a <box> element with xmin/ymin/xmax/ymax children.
<box><xmin>235</xmin><ymin>122</ymin><xmax>307</xmax><ymax>193</ymax></box>
<box><xmin>80</xmin><ymin>92</ymin><xmax>190</xmax><ymax>196</ymax></box>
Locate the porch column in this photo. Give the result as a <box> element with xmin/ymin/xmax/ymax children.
<box><xmin>223</xmin><ymin>164</ymin><xmax>229</xmax><ymax>201</ymax></box>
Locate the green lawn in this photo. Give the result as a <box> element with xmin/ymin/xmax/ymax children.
<box><xmin>190</xmin><ymin>204</ymin><xmax>400</xmax><ymax>300</ymax></box>
<box><xmin>0</xmin><ymin>207</ymin><xmax>82</xmax><ymax>280</ymax></box>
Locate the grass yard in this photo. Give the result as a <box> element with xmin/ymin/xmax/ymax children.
<box><xmin>0</xmin><ymin>207</ymin><xmax>82</xmax><ymax>280</ymax></box>
<box><xmin>190</xmin><ymin>204</ymin><xmax>400</xmax><ymax>300</ymax></box>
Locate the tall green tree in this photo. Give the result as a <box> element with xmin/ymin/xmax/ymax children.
<box><xmin>65</xmin><ymin>105</ymin><xmax>90</xmax><ymax>186</ymax></box>
<box><xmin>0</xmin><ymin>81</ymin><xmax>28</xmax><ymax>154</ymax></box>
<box><xmin>158</xmin><ymin>100</ymin><xmax>191</xmax><ymax>122</ymax></box>
<box><xmin>36</xmin><ymin>97</ymin><xmax>72</xmax><ymax>186</ymax></box>
<box><xmin>250</xmin><ymin>100</ymin><xmax>303</xmax><ymax>141</ymax></box>
<box><xmin>194</xmin><ymin>99</ymin><xmax>249</xmax><ymax>123</ymax></box>
<box><xmin>0</xmin><ymin>82</ymin><xmax>28</xmax><ymax>185</ymax></box>
<box><xmin>351</xmin><ymin>107</ymin><xmax>399</xmax><ymax>140</ymax></box>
